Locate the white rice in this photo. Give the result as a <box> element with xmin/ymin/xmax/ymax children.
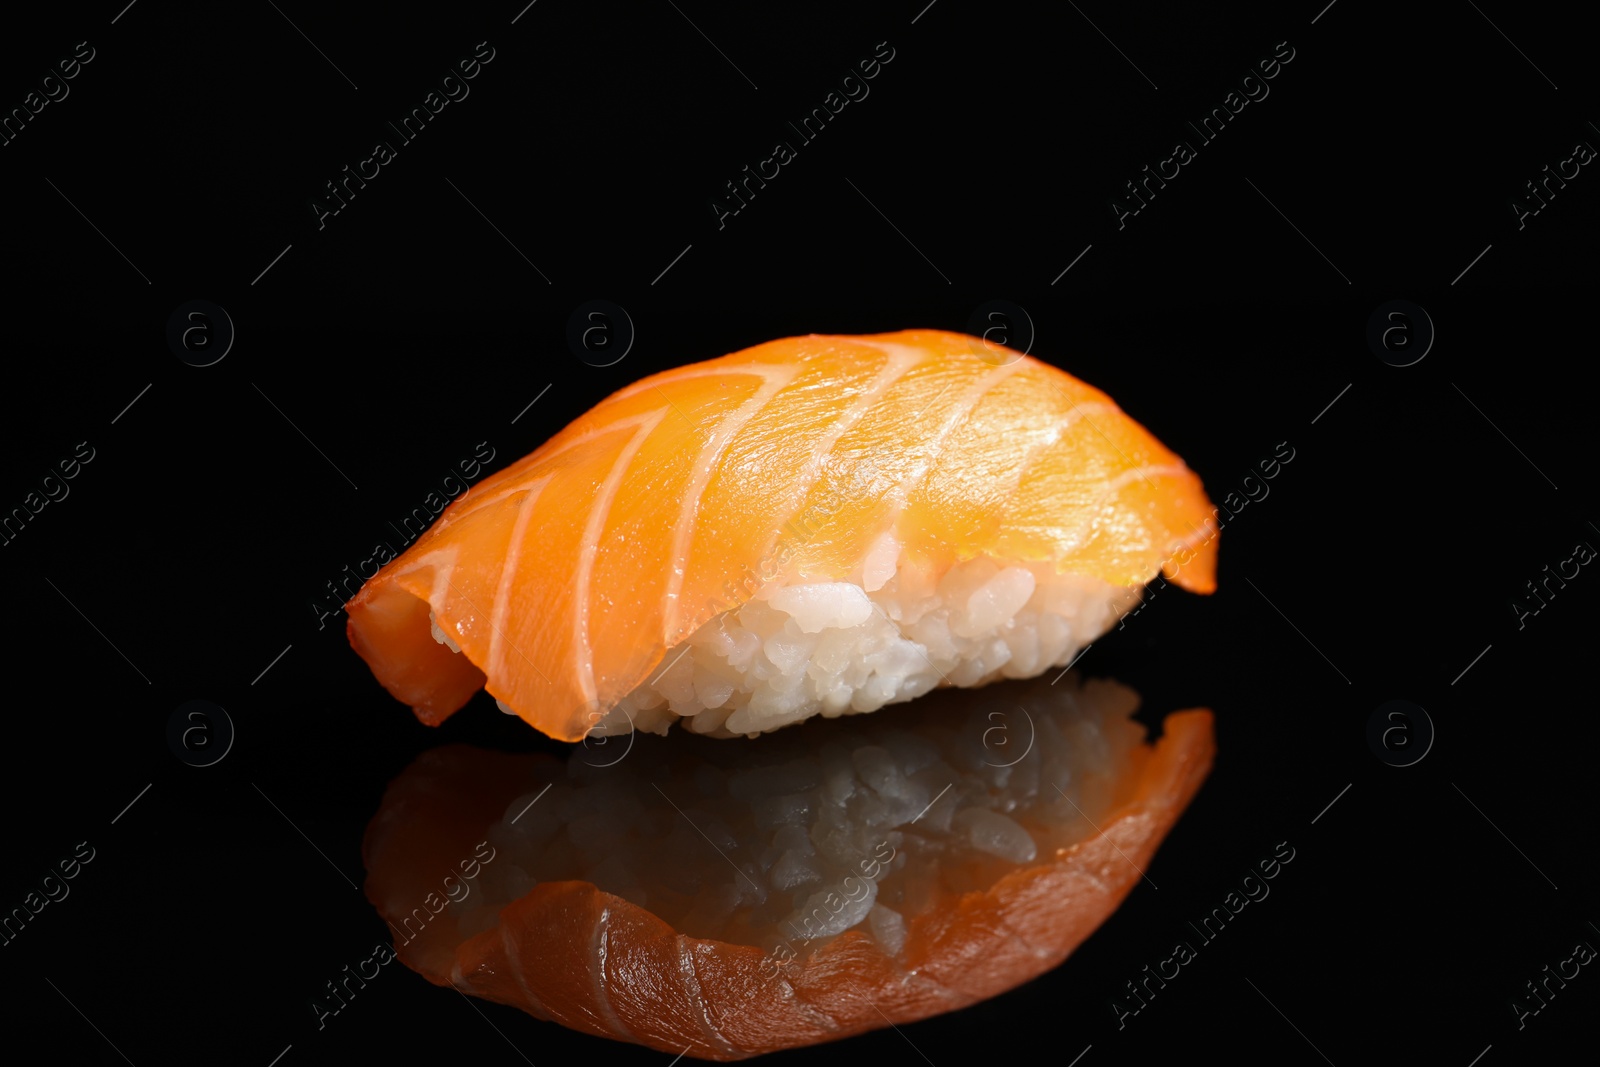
<box><xmin>454</xmin><ymin>672</ymin><xmax>1147</xmax><ymax>955</ymax></box>
<box><xmin>591</xmin><ymin>554</ymin><xmax>1140</xmax><ymax>738</ymax></box>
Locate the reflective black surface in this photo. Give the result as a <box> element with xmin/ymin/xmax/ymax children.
<box><xmin>3</xmin><ymin>1</ymin><xmax>1595</xmax><ymax>1064</ymax></box>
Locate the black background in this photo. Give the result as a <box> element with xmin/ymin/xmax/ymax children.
<box><xmin>2</xmin><ymin>1</ymin><xmax>1595</xmax><ymax>1064</ymax></box>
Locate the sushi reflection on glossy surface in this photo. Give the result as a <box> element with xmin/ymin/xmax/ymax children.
<box><xmin>362</xmin><ymin>673</ymin><xmax>1213</xmax><ymax>1059</ymax></box>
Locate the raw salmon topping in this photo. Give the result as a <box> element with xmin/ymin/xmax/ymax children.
<box><xmin>347</xmin><ymin>330</ymin><xmax>1218</xmax><ymax>741</ymax></box>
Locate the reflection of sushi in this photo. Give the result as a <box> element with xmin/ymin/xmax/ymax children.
<box><xmin>346</xmin><ymin>330</ymin><xmax>1218</xmax><ymax>740</ymax></box>
<box><xmin>362</xmin><ymin>675</ymin><xmax>1214</xmax><ymax>1060</ymax></box>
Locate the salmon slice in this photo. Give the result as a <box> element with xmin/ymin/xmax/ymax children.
<box><xmin>347</xmin><ymin>331</ymin><xmax>1218</xmax><ymax>741</ymax></box>
<box><xmin>361</xmin><ymin>675</ymin><xmax>1214</xmax><ymax>1059</ymax></box>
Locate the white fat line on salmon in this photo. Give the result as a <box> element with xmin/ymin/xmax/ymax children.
<box><xmin>660</xmin><ymin>364</ymin><xmax>801</xmax><ymax>641</ymax></box>
<box><xmin>310</xmin><ymin>441</ymin><xmax>496</xmax><ymax>630</ymax></box>
<box><xmin>581</xmin><ymin>409</ymin><xmax>672</xmax><ymax>696</ymax></box>
<box><xmin>485</xmin><ymin>485</ymin><xmax>548</xmax><ymax>681</ymax></box>
<box><xmin>1037</xmin><ymin>382</ymin><xmax>1166</xmax><ymax>494</ymax></box>
<box><xmin>0</xmin><ymin>40</ymin><xmax>95</xmax><ymax>150</ymax></box>
<box><xmin>589</xmin><ymin>909</ymin><xmax>639</xmax><ymax>1043</ymax></box>
<box><xmin>455</xmin><ymin>577</ymin><xmax>562</xmax><ymax>700</ymax></box>
<box><xmin>0</xmin><ymin>841</ymin><xmax>95</xmax><ymax>949</ymax></box>
<box><xmin>0</xmin><ymin>440</ymin><xmax>95</xmax><ymax>548</ymax></box>
<box><xmin>1109</xmin><ymin>40</ymin><xmax>1296</xmax><ymax>231</ymax></box>
<box><xmin>996</xmin><ymin>401</ymin><xmax>1124</xmax><ymax>522</ymax></box>
<box><xmin>709</xmin><ymin>41</ymin><xmax>897</xmax><ymax>230</ymax></box>
<box><xmin>899</xmin><ymin>360</ymin><xmax>1027</xmax><ymax>503</ymax></box>
<box><xmin>1111</xmin><ymin>841</ymin><xmax>1296</xmax><ymax>1031</ymax></box>
<box><xmin>308</xmin><ymin>41</ymin><xmax>496</xmax><ymax>231</ymax></box>
<box><xmin>313</xmin><ymin>840</ymin><xmax>497</xmax><ymax>1030</ymax></box>
<box><xmin>701</xmin><ymin>345</ymin><xmax>920</xmax><ymax>618</ymax></box>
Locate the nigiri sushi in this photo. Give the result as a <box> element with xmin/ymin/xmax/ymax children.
<box><xmin>346</xmin><ymin>330</ymin><xmax>1218</xmax><ymax>741</ymax></box>
<box><xmin>362</xmin><ymin>674</ymin><xmax>1215</xmax><ymax>1060</ymax></box>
